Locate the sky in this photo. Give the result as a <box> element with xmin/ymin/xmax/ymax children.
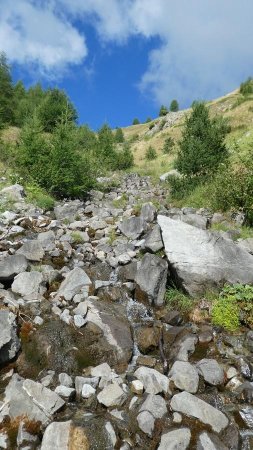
<box><xmin>0</xmin><ymin>0</ymin><xmax>253</xmax><ymax>129</ymax></box>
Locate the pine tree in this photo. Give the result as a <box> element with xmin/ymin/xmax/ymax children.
<box><xmin>38</xmin><ymin>88</ymin><xmax>77</xmax><ymax>132</ymax></box>
<box><xmin>170</xmin><ymin>99</ymin><xmax>179</xmax><ymax>112</ymax></box>
<box><xmin>114</xmin><ymin>127</ymin><xmax>124</xmax><ymax>143</ymax></box>
<box><xmin>0</xmin><ymin>52</ymin><xmax>14</xmax><ymax>125</ymax></box>
<box><xmin>159</xmin><ymin>105</ymin><xmax>168</xmax><ymax>116</ymax></box>
<box><xmin>176</xmin><ymin>102</ymin><xmax>228</xmax><ymax>178</ymax></box>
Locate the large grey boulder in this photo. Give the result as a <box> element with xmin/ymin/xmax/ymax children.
<box><xmin>144</xmin><ymin>225</ymin><xmax>164</xmax><ymax>253</ymax></box>
<box><xmin>135</xmin><ymin>253</ymin><xmax>168</xmax><ymax>306</ymax></box>
<box><xmin>4</xmin><ymin>375</ymin><xmax>65</xmax><ymax>425</ymax></box>
<box><xmin>169</xmin><ymin>361</ymin><xmax>199</xmax><ymax>393</ymax></box>
<box><xmin>158</xmin><ymin>215</ymin><xmax>253</xmax><ymax>296</ymax></box>
<box><xmin>170</xmin><ymin>392</ymin><xmax>229</xmax><ymax>433</ymax></box>
<box><xmin>0</xmin><ymin>310</ymin><xmax>20</xmax><ymax>364</ymax></box>
<box><xmin>196</xmin><ymin>359</ymin><xmax>224</xmax><ymax>386</ymax></box>
<box><xmin>41</xmin><ymin>421</ymin><xmax>89</xmax><ymax>449</ymax></box>
<box><xmin>137</xmin><ymin>411</ymin><xmax>155</xmax><ymax>436</ymax></box>
<box><xmin>158</xmin><ymin>428</ymin><xmax>191</xmax><ymax>450</ymax></box>
<box><xmin>37</xmin><ymin>230</ymin><xmax>56</xmax><ymax>251</ymax></box>
<box><xmin>139</xmin><ymin>394</ymin><xmax>167</xmax><ymax>418</ymax></box>
<box><xmin>56</xmin><ymin>268</ymin><xmax>91</xmax><ymax>301</ymax></box>
<box><xmin>0</xmin><ymin>184</ymin><xmax>25</xmax><ymax>201</ymax></box>
<box><xmin>0</xmin><ymin>254</ymin><xmax>28</xmax><ymax>281</ymax></box>
<box><xmin>141</xmin><ymin>203</ymin><xmax>156</xmax><ymax>222</ymax></box>
<box><xmin>197</xmin><ymin>432</ymin><xmax>229</xmax><ymax>450</ymax></box>
<box><xmin>119</xmin><ymin>216</ymin><xmax>147</xmax><ymax>240</ymax></box>
<box><xmin>17</xmin><ymin>240</ymin><xmax>45</xmax><ymax>262</ymax></box>
<box><xmin>54</xmin><ymin>200</ymin><xmax>82</xmax><ymax>221</ymax></box>
<box><xmin>97</xmin><ymin>383</ymin><xmax>126</xmax><ymax>407</ymax></box>
<box><xmin>134</xmin><ymin>367</ymin><xmax>170</xmax><ymax>394</ymax></box>
<box><xmin>12</xmin><ymin>271</ymin><xmax>44</xmax><ymax>301</ymax></box>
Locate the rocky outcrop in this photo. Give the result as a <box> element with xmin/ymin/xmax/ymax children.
<box><xmin>158</xmin><ymin>215</ymin><xmax>253</xmax><ymax>295</ymax></box>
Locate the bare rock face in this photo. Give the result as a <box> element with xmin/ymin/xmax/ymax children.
<box><xmin>135</xmin><ymin>253</ymin><xmax>168</xmax><ymax>306</ymax></box>
<box><xmin>158</xmin><ymin>215</ymin><xmax>253</xmax><ymax>296</ymax></box>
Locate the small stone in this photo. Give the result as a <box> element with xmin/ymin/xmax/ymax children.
<box><xmin>55</xmin><ymin>385</ymin><xmax>76</xmax><ymax>401</ymax></box>
<box><xmin>131</xmin><ymin>380</ymin><xmax>144</xmax><ymax>395</ymax></box>
<box><xmin>34</xmin><ymin>316</ymin><xmax>44</xmax><ymax>326</ymax></box>
<box><xmin>137</xmin><ymin>411</ymin><xmax>155</xmax><ymax>437</ymax></box>
<box><xmin>134</xmin><ymin>366</ymin><xmax>170</xmax><ymax>395</ymax></box>
<box><xmin>97</xmin><ymin>383</ymin><xmax>126</xmax><ymax>407</ymax></box>
<box><xmin>81</xmin><ymin>384</ymin><xmax>96</xmax><ymax>399</ymax></box>
<box><xmin>169</xmin><ymin>361</ymin><xmax>199</xmax><ymax>393</ymax></box>
<box><xmin>196</xmin><ymin>359</ymin><xmax>224</xmax><ymax>386</ymax></box>
<box><xmin>139</xmin><ymin>394</ymin><xmax>167</xmax><ymax>419</ymax></box>
<box><xmin>74</xmin><ymin>314</ymin><xmax>86</xmax><ymax>328</ymax></box>
<box><xmin>59</xmin><ymin>373</ymin><xmax>73</xmax><ymax>387</ymax></box>
<box><xmin>158</xmin><ymin>428</ymin><xmax>191</xmax><ymax>450</ymax></box>
<box><xmin>226</xmin><ymin>366</ymin><xmax>238</xmax><ymax>380</ymax></box>
<box><xmin>105</xmin><ymin>422</ymin><xmax>117</xmax><ymax>447</ymax></box>
<box><xmin>173</xmin><ymin>412</ymin><xmax>182</xmax><ymax>424</ymax></box>
<box><xmin>91</xmin><ymin>363</ymin><xmax>112</xmax><ymax>378</ymax></box>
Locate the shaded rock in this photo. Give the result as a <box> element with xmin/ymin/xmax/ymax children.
<box><xmin>170</xmin><ymin>392</ymin><xmax>229</xmax><ymax>433</ymax></box>
<box><xmin>158</xmin><ymin>215</ymin><xmax>253</xmax><ymax>296</ymax></box>
<box><xmin>17</xmin><ymin>240</ymin><xmax>45</xmax><ymax>261</ymax></box>
<box><xmin>169</xmin><ymin>361</ymin><xmax>199</xmax><ymax>393</ymax></box>
<box><xmin>139</xmin><ymin>394</ymin><xmax>167</xmax><ymax>418</ymax></box>
<box><xmin>0</xmin><ymin>254</ymin><xmax>28</xmax><ymax>282</ymax></box>
<box><xmin>141</xmin><ymin>203</ymin><xmax>156</xmax><ymax>222</ymax></box>
<box><xmin>180</xmin><ymin>213</ymin><xmax>208</xmax><ymax>230</ymax></box>
<box><xmin>119</xmin><ymin>216</ymin><xmax>147</xmax><ymax>240</ymax></box>
<box><xmin>239</xmin><ymin>406</ymin><xmax>253</xmax><ymax>428</ymax></box>
<box><xmin>12</xmin><ymin>271</ymin><xmax>44</xmax><ymax>301</ymax></box>
<box><xmin>196</xmin><ymin>359</ymin><xmax>224</xmax><ymax>386</ymax></box>
<box><xmin>59</xmin><ymin>372</ymin><xmax>73</xmax><ymax>387</ymax></box>
<box><xmin>4</xmin><ymin>374</ymin><xmax>65</xmax><ymax>425</ymax></box>
<box><xmin>97</xmin><ymin>383</ymin><xmax>126</xmax><ymax>407</ymax></box>
<box><xmin>55</xmin><ymin>385</ymin><xmax>76</xmax><ymax>401</ymax></box>
<box><xmin>136</xmin><ymin>326</ymin><xmax>160</xmax><ymax>354</ymax></box>
<box><xmin>158</xmin><ymin>428</ymin><xmax>191</xmax><ymax>450</ymax></box>
<box><xmin>54</xmin><ymin>201</ymin><xmax>82</xmax><ymax>221</ymax></box>
<box><xmin>144</xmin><ymin>224</ymin><xmax>164</xmax><ymax>253</ymax></box>
<box><xmin>56</xmin><ymin>268</ymin><xmax>91</xmax><ymax>301</ymax></box>
<box><xmin>237</xmin><ymin>238</ymin><xmax>253</xmax><ymax>255</ymax></box>
<box><xmin>197</xmin><ymin>432</ymin><xmax>229</xmax><ymax>450</ymax></box>
<box><xmin>0</xmin><ymin>310</ymin><xmax>20</xmax><ymax>364</ymax></box>
<box><xmin>37</xmin><ymin>230</ymin><xmax>56</xmax><ymax>251</ymax></box>
<box><xmin>135</xmin><ymin>253</ymin><xmax>168</xmax><ymax>306</ymax></box>
<box><xmin>41</xmin><ymin>420</ymin><xmax>89</xmax><ymax>450</ymax></box>
<box><xmin>134</xmin><ymin>366</ymin><xmax>169</xmax><ymax>394</ymax></box>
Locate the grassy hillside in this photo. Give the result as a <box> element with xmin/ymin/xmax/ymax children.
<box><xmin>123</xmin><ymin>88</ymin><xmax>253</xmax><ymax>179</ymax></box>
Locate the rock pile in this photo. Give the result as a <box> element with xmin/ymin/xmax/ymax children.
<box><xmin>0</xmin><ymin>174</ymin><xmax>252</xmax><ymax>449</ymax></box>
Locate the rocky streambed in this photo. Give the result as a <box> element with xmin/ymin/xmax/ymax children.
<box><xmin>0</xmin><ymin>174</ymin><xmax>252</xmax><ymax>449</ymax></box>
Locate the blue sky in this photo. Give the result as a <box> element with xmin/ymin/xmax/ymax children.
<box><xmin>1</xmin><ymin>0</ymin><xmax>253</xmax><ymax>129</ymax></box>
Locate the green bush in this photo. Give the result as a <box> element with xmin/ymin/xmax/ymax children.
<box><xmin>145</xmin><ymin>117</ymin><xmax>152</xmax><ymax>123</ymax></box>
<box><xmin>212</xmin><ymin>284</ymin><xmax>253</xmax><ymax>330</ymax></box>
<box><xmin>145</xmin><ymin>145</ymin><xmax>157</xmax><ymax>160</ymax></box>
<box><xmin>240</xmin><ymin>77</ymin><xmax>253</xmax><ymax>96</ymax></box>
<box><xmin>26</xmin><ymin>184</ymin><xmax>55</xmax><ymax>210</ymax></box>
<box><xmin>211</xmin><ymin>157</ymin><xmax>253</xmax><ymax>225</ymax></box>
<box><xmin>149</xmin><ymin>122</ymin><xmax>155</xmax><ymax>130</ymax></box>
<box><xmin>132</xmin><ymin>118</ymin><xmax>140</xmax><ymax>125</ymax></box>
<box><xmin>115</xmin><ymin>143</ymin><xmax>134</xmax><ymax>169</ymax></box>
<box><xmin>163</xmin><ymin>136</ymin><xmax>175</xmax><ymax>154</ymax></box>
<box><xmin>165</xmin><ymin>288</ymin><xmax>194</xmax><ymax>315</ymax></box>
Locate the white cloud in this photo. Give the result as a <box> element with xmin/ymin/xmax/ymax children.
<box><xmin>0</xmin><ymin>0</ymin><xmax>87</xmax><ymax>78</ymax></box>
<box><xmin>1</xmin><ymin>0</ymin><xmax>253</xmax><ymax>105</ymax></box>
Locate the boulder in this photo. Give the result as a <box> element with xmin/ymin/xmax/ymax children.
<box><xmin>158</xmin><ymin>215</ymin><xmax>253</xmax><ymax>296</ymax></box>
<box><xmin>41</xmin><ymin>421</ymin><xmax>89</xmax><ymax>450</ymax></box>
<box><xmin>144</xmin><ymin>225</ymin><xmax>164</xmax><ymax>253</ymax></box>
<box><xmin>139</xmin><ymin>394</ymin><xmax>167</xmax><ymax>418</ymax></box>
<box><xmin>196</xmin><ymin>359</ymin><xmax>224</xmax><ymax>386</ymax></box>
<box><xmin>119</xmin><ymin>216</ymin><xmax>147</xmax><ymax>240</ymax></box>
<box><xmin>170</xmin><ymin>392</ymin><xmax>229</xmax><ymax>433</ymax></box>
<box><xmin>237</xmin><ymin>238</ymin><xmax>253</xmax><ymax>255</ymax></box>
<box><xmin>17</xmin><ymin>240</ymin><xmax>45</xmax><ymax>261</ymax></box>
<box><xmin>0</xmin><ymin>310</ymin><xmax>20</xmax><ymax>364</ymax></box>
<box><xmin>197</xmin><ymin>432</ymin><xmax>229</xmax><ymax>450</ymax></box>
<box><xmin>137</xmin><ymin>411</ymin><xmax>155</xmax><ymax>436</ymax></box>
<box><xmin>97</xmin><ymin>383</ymin><xmax>126</xmax><ymax>407</ymax></box>
<box><xmin>37</xmin><ymin>230</ymin><xmax>56</xmax><ymax>251</ymax></box>
<box><xmin>56</xmin><ymin>268</ymin><xmax>91</xmax><ymax>301</ymax></box>
<box><xmin>141</xmin><ymin>203</ymin><xmax>156</xmax><ymax>222</ymax></box>
<box><xmin>0</xmin><ymin>255</ymin><xmax>28</xmax><ymax>282</ymax></box>
<box><xmin>54</xmin><ymin>200</ymin><xmax>82</xmax><ymax>222</ymax></box>
<box><xmin>0</xmin><ymin>184</ymin><xmax>25</xmax><ymax>201</ymax></box>
<box><xmin>134</xmin><ymin>367</ymin><xmax>170</xmax><ymax>394</ymax></box>
<box><xmin>12</xmin><ymin>271</ymin><xmax>44</xmax><ymax>301</ymax></box>
<box><xmin>169</xmin><ymin>361</ymin><xmax>199</xmax><ymax>393</ymax></box>
<box><xmin>135</xmin><ymin>253</ymin><xmax>168</xmax><ymax>306</ymax></box>
<box><xmin>4</xmin><ymin>375</ymin><xmax>65</xmax><ymax>425</ymax></box>
<box><xmin>158</xmin><ymin>428</ymin><xmax>191</xmax><ymax>450</ymax></box>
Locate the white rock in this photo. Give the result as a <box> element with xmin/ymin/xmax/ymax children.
<box><xmin>158</xmin><ymin>428</ymin><xmax>191</xmax><ymax>450</ymax></box>
<box><xmin>134</xmin><ymin>366</ymin><xmax>170</xmax><ymax>394</ymax></box>
<box><xmin>59</xmin><ymin>373</ymin><xmax>73</xmax><ymax>387</ymax></box>
<box><xmin>55</xmin><ymin>385</ymin><xmax>75</xmax><ymax>400</ymax></box>
<box><xmin>169</xmin><ymin>361</ymin><xmax>199</xmax><ymax>393</ymax></box>
<box><xmin>97</xmin><ymin>383</ymin><xmax>126</xmax><ymax>407</ymax></box>
<box><xmin>81</xmin><ymin>384</ymin><xmax>96</xmax><ymax>399</ymax></box>
<box><xmin>91</xmin><ymin>363</ymin><xmax>112</xmax><ymax>378</ymax></box>
<box><xmin>137</xmin><ymin>411</ymin><xmax>155</xmax><ymax>436</ymax></box>
<box><xmin>105</xmin><ymin>422</ymin><xmax>117</xmax><ymax>447</ymax></box>
<box><xmin>131</xmin><ymin>380</ymin><xmax>144</xmax><ymax>395</ymax></box>
<box><xmin>74</xmin><ymin>314</ymin><xmax>86</xmax><ymax>328</ymax></box>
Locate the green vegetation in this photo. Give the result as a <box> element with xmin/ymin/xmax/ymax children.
<box><xmin>212</xmin><ymin>284</ymin><xmax>253</xmax><ymax>331</ymax></box>
<box><xmin>170</xmin><ymin>99</ymin><xmax>179</xmax><ymax>112</ymax></box>
<box><xmin>145</xmin><ymin>145</ymin><xmax>157</xmax><ymax>160</ymax></box>
<box><xmin>71</xmin><ymin>231</ymin><xmax>85</xmax><ymax>244</ymax></box>
<box><xmin>114</xmin><ymin>127</ymin><xmax>125</xmax><ymax>143</ymax></box>
<box><xmin>159</xmin><ymin>105</ymin><xmax>168</xmax><ymax>116</ymax></box>
<box><xmin>26</xmin><ymin>184</ymin><xmax>55</xmax><ymax>210</ymax></box>
<box><xmin>240</xmin><ymin>77</ymin><xmax>253</xmax><ymax>96</ymax></box>
<box><xmin>0</xmin><ymin>52</ymin><xmax>15</xmax><ymax>127</ymax></box>
<box><xmin>132</xmin><ymin>118</ymin><xmax>140</xmax><ymax>125</ymax></box>
<box><xmin>163</xmin><ymin>136</ymin><xmax>175</xmax><ymax>154</ymax></box>
<box><xmin>165</xmin><ymin>288</ymin><xmax>194</xmax><ymax>315</ymax></box>
<box><xmin>145</xmin><ymin>117</ymin><xmax>152</xmax><ymax>123</ymax></box>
